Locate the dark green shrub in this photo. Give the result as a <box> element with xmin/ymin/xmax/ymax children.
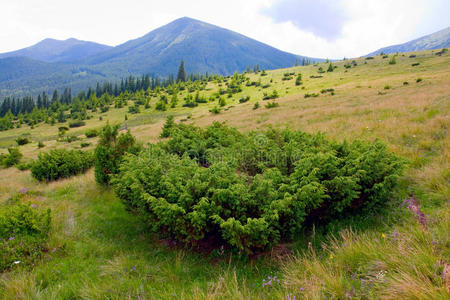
<box><xmin>38</xmin><ymin>141</ymin><xmax>45</xmax><ymax>148</ymax></box>
<box><xmin>160</xmin><ymin>116</ymin><xmax>175</xmax><ymax>138</ymax></box>
<box><xmin>113</xmin><ymin>123</ymin><xmax>404</xmax><ymax>255</ymax></box>
<box><xmin>389</xmin><ymin>56</ymin><xmax>396</xmax><ymax>65</ymax></box>
<box><xmin>0</xmin><ymin>202</ymin><xmax>51</xmax><ymax>271</ymax></box>
<box><xmin>210</xmin><ymin>106</ymin><xmax>221</xmax><ymax>114</ymax></box>
<box><xmin>85</xmin><ymin>129</ymin><xmax>99</xmax><ymax>138</ymax></box>
<box><xmin>239</xmin><ymin>96</ymin><xmax>250</xmax><ymax>103</ymax></box>
<box><xmin>31</xmin><ymin>149</ymin><xmax>93</xmax><ymax>182</ymax></box>
<box><xmin>411</xmin><ymin>63</ymin><xmax>420</xmax><ymax>67</ymax></box>
<box><xmin>94</xmin><ymin>124</ymin><xmax>141</xmax><ymax>186</ymax></box>
<box><xmin>253</xmin><ymin>102</ymin><xmax>260</xmax><ymax>110</ymax></box>
<box><xmin>66</xmin><ymin>135</ymin><xmax>79</xmax><ymax>143</ymax></box>
<box><xmin>416</xmin><ymin>78</ymin><xmax>423</xmax><ymax>83</ymax></box>
<box><xmin>16</xmin><ymin>161</ymin><xmax>33</xmax><ymax>171</ymax></box>
<box><xmin>295</xmin><ymin>73</ymin><xmax>303</xmax><ymax>86</ymax></box>
<box><xmin>265</xmin><ymin>102</ymin><xmax>279</xmax><ymax>109</ymax></box>
<box><xmin>2</xmin><ymin>148</ymin><xmax>22</xmax><ymax>167</ymax></box>
<box><xmin>68</xmin><ymin>120</ymin><xmax>86</xmax><ymax>128</ymax></box>
<box><xmin>16</xmin><ymin>137</ymin><xmax>30</xmax><ymax>146</ymax></box>
<box><xmin>80</xmin><ymin>142</ymin><xmax>91</xmax><ymax>148</ymax></box>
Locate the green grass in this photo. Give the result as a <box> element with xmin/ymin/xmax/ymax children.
<box><xmin>0</xmin><ymin>49</ymin><xmax>449</xmax><ymax>299</ymax></box>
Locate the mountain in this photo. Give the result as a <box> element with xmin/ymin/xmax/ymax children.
<box><xmin>0</xmin><ymin>17</ymin><xmax>320</xmax><ymax>97</ymax></box>
<box><xmin>369</xmin><ymin>27</ymin><xmax>450</xmax><ymax>55</ymax></box>
<box><xmin>84</xmin><ymin>17</ymin><xmax>317</xmax><ymax>76</ymax></box>
<box><xmin>0</xmin><ymin>38</ymin><xmax>112</xmax><ymax>63</ymax></box>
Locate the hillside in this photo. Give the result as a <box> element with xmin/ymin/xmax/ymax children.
<box><xmin>0</xmin><ymin>17</ymin><xmax>319</xmax><ymax>98</ymax></box>
<box><xmin>369</xmin><ymin>26</ymin><xmax>450</xmax><ymax>55</ymax></box>
<box><xmin>0</xmin><ymin>50</ymin><xmax>448</xmax><ymax>298</ymax></box>
<box><xmin>0</xmin><ymin>38</ymin><xmax>112</xmax><ymax>63</ymax></box>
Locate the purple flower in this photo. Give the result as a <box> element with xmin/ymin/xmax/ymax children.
<box><xmin>19</xmin><ymin>188</ymin><xmax>28</xmax><ymax>194</ymax></box>
<box><xmin>300</xmin><ymin>287</ymin><xmax>304</xmax><ymax>291</ymax></box>
<box><xmin>31</xmin><ymin>204</ymin><xmax>38</xmax><ymax>208</ymax></box>
<box><xmin>9</xmin><ymin>237</ymin><xmax>14</xmax><ymax>241</ymax></box>
<box><xmin>132</xmin><ymin>266</ymin><xmax>136</xmax><ymax>270</ymax></box>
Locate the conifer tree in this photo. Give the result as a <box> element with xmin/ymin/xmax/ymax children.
<box><xmin>177</xmin><ymin>60</ymin><xmax>187</xmax><ymax>82</ymax></box>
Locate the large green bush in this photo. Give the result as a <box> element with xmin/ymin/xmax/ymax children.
<box><xmin>94</xmin><ymin>124</ymin><xmax>141</xmax><ymax>186</ymax></box>
<box><xmin>113</xmin><ymin>123</ymin><xmax>404</xmax><ymax>254</ymax></box>
<box><xmin>31</xmin><ymin>149</ymin><xmax>93</xmax><ymax>182</ymax></box>
<box><xmin>0</xmin><ymin>202</ymin><xmax>51</xmax><ymax>271</ymax></box>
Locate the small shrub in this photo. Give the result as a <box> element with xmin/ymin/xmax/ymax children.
<box><xmin>16</xmin><ymin>137</ymin><xmax>30</xmax><ymax>146</ymax></box>
<box><xmin>160</xmin><ymin>115</ymin><xmax>176</xmax><ymax>138</ymax></box>
<box><xmin>239</xmin><ymin>96</ymin><xmax>250</xmax><ymax>103</ymax></box>
<box><xmin>85</xmin><ymin>129</ymin><xmax>99</xmax><ymax>138</ymax></box>
<box><xmin>409</xmin><ymin>55</ymin><xmax>416</xmax><ymax>58</ymax></box>
<box><xmin>265</xmin><ymin>102</ymin><xmax>279</xmax><ymax>109</ymax></box>
<box><xmin>304</xmin><ymin>93</ymin><xmax>319</xmax><ymax>98</ymax></box>
<box><xmin>384</xmin><ymin>85</ymin><xmax>391</xmax><ymax>90</ymax></box>
<box><xmin>0</xmin><ymin>202</ymin><xmax>51</xmax><ymax>271</ymax></box>
<box><xmin>66</xmin><ymin>135</ymin><xmax>79</xmax><ymax>143</ymax></box>
<box><xmin>411</xmin><ymin>63</ymin><xmax>420</xmax><ymax>67</ymax></box>
<box><xmin>80</xmin><ymin>142</ymin><xmax>91</xmax><ymax>148</ymax></box>
<box><xmin>38</xmin><ymin>141</ymin><xmax>45</xmax><ymax>148</ymax></box>
<box><xmin>2</xmin><ymin>148</ymin><xmax>22</xmax><ymax>167</ymax></box>
<box><xmin>210</xmin><ymin>106</ymin><xmax>221</xmax><ymax>114</ymax></box>
<box><xmin>68</xmin><ymin>121</ymin><xmax>86</xmax><ymax>128</ymax></box>
<box><xmin>94</xmin><ymin>124</ymin><xmax>141</xmax><ymax>186</ymax></box>
<box><xmin>31</xmin><ymin>149</ymin><xmax>93</xmax><ymax>182</ymax></box>
<box><xmin>389</xmin><ymin>56</ymin><xmax>396</xmax><ymax>65</ymax></box>
<box><xmin>253</xmin><ymin>102</ymin><xmax>260</xmax><ymax>110</ymax></box>
<box><xmin>403</xmin><ymin>81</ymin><xmax>409</xmax><ymax>85</ymax></box>
<box><xmin>366</xmin><ymin>56</ymin><xmax>374</xmax><ymax>60</ymax></box>
<box><xmin>416</xmin><ymin>78</ymin><xmax>423</xmax><ymax>83</ymax></box>
<box><xmin>16</xmin><ymin>161</ymin><xmax>33</xmax><ymax>171</ymax></box>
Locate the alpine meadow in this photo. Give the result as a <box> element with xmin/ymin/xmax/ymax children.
<box><xmin>0</xmin><ymin>7</ymin><xmax>449</xmax><ymax>300</ymax></box>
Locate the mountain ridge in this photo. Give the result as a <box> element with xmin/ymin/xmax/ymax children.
<box><xmin>368</xmin><ymin>27</ymin><xmax>450</xmax><ymax>55</ymax></box>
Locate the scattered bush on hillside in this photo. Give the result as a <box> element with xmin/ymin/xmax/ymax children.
<box><xmin>210</xmin><ymin>106</ymin><xmax>221</xmax><ymax>114</ymax></box>
<box><xmin>38</xmin><ymin>141</ymin><xmax>45</xmax><ymax>148</ymax></box>
<box><xmin>16</xmin><ymin>137</ymin><xmax>30</xmax><ymax>146</ymax></box>
<box><xmin>68</xmin><ymin>120</ymin><xmax>86</xmax><ymax>128</ymax></box>
<box><xmin>31</xmin><ymin>149</ymin><xmax>93</xmax><ymax>182</ymax></box>
<box><xmin>85</xmin><ymin>129</ymin><xmax>99</xmax><ymax>138</ymax></box>
<box><xmin>113</xmin><ymin>122</ymin><xmax>404</xmax><ymax>255</ymax></box>
<box><xmin>403</xmin><ymin>81</ymin><xmax>409</xmax><ymax>85</ymax></box>
<box><xmin>160</xmin><ymin>115</ymin><xmax>176</xmax><ymax>138</ymax></box>
<box><xmin>80</xmin><ymin>142</ymin><xmax>91</xmax><ymax>148</ymax></box>
<box><xmin>295</xmin><ymin>73</ymin><xmax>303</xmax><ymax>86</ymax></box>
<box><xmin>0</xmin><ymin>201</ymin><xmax>51</xmax><ymax>271</ymax></box>
<box><xmin>239</xmin><ymin>96</ymin><xmax>250</xmax><ymax>103</ymax></box>
<box><xmin>1</xmin><ymin>148</ymin><xmax>22</xmax><ymax>168</ymax></box>
<box><xmin>304</xmin><ymin>93</ymin><xmax>319</xmax><ymax>98</ymax></box>
<box><xmin>389</xmin><ymin>56</ymin><xmax>397</xmax><ymax>65</ymax></box>
<box><xmin>253</xmin><ymin>102</ymin><xmax>260</xmax><ymax>110</ymax></box>
<box><xmin>411</xmin><ymin>63</ymin><xmax>420</xmax><ymax>67</ymax></box>
<box><xmin>265</xmin><ymin>102</ymin><xmax>279</xmax><ymax>109</ymax></box>
<box><xmin>416</xmin><ymin>78</ymin><xmax>423</xmax><ymax>83</ymax></box>
<box><xmin>94</xmin><ymin>123</ymin><xmax>141</xmax><ymax>186</ymax></box>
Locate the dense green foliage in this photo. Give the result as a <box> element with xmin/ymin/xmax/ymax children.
<box><xmin>94</xmin><ymin>124</ymin><xmax>141</xmax><ymax>186</ymax></box>
<box><xmin>31</xmin><ymin>149</ymin><xmax>93</xmax><ymax>182</ymax></box>
<box><xmin>0</xmin><ymin>201</ymin><xmax>51</xmax><ymax>271</ymax></box>
<box><xmin>113</xmin><ymin>122</ymin><xmax>404</xmax><ymax>254</ymax></box>
<box><xmin>1</xmin><ymin>147</ymin><xmax>23</xmax><ymax>168</ymax></box>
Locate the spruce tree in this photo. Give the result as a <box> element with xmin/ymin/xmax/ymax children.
<box><xmin>177</xmin><ymin>60</ymin><xmax>187</xmax><ymax>82</ymax></box>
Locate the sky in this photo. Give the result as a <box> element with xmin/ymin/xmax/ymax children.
<box><xmin>0</xmin><ymin>0</ymin><xmax>448</xmax><ymax>59</ymax></box>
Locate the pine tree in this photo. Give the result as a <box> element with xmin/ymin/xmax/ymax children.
<box><xmin>177</xmin><ymin>60</ymin><xmax>187</xmax><ymax>82</ymax></box>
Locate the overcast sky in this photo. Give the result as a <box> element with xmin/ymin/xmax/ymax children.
<box><xmin>0</xmin><ymin>0</ymin><xmax>448</xmax><ymax>59</ymax></box>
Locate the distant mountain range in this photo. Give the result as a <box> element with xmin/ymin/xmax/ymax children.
<box><xmin>368</xmin><ymin>27</ymin><xmax>450</xmax><ymax>55</ymax></box>
<box><xmin>0</xmin><ymin>17</ymin><xmax>319</xmax><ymax>97</ymax></box>
<box><xmin>0</xmin><ymin>38</ymin><xmax>112</xmax><ymax>63</ymax></box>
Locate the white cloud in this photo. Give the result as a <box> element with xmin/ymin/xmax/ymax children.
<box><xmin>0</xmin><ymin>0</ymin><xmax>447</xmax><ymax>59</ymax></box>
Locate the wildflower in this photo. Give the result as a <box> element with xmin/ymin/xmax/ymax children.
<box><xmin>381</xmin><ymin>233</ymin><xmax>386</xmax><ymax>238</ymax></box>
<box><xmin>13</xmin><ymin>261</ymin><xmax>20</xmax><ymax>264</ymax></box>
<box><xmin>300</xmin><ymin>287</ymin><xmax>304</xmax><ymax>291</ymax></box>
<box><xmin>52</xmin><ymin>248</ymin><xmax>57</xmax><ymax>253</ymax></box>
<box><xmin>31</xmin><ymin>204</ymin><xmax>38</xmax><ymax>208</ymax></box>
<box><xmin>132</xmin><ymin>266</ymin><xmax>136</xmax><ymax>270</ymax></box>
<box><xmin>19</xmin><ymin>188</ymin><xmax>28</xmax><ymax>194</ymax></box>
<box><xmin>330</xmin><ymin>254</ymin><xmax>334</xmax><ymax>259</ymax></box>
<box><xmin>9</xmin><ymin>237</ymin><xmax>14</xmax><ymax>241</ymax></box>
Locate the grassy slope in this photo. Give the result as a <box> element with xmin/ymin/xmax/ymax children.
<box><xmin>0</xmin><ymin>50</ymin><xmax>449</xmax><ymax>299</ymax></box>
